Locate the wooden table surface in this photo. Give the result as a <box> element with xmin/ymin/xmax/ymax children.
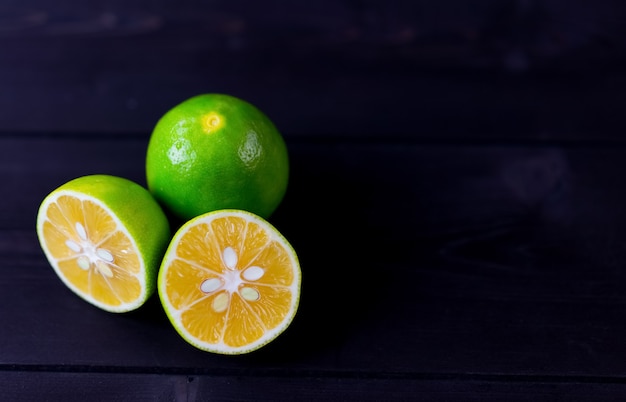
<box><xmin>3</xmin><ymin>1</ymin><xmax>626</xmax><ymax>400</ymax></box>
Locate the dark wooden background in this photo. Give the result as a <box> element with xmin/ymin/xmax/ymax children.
<box><xmin>3</xmin><ymin>1</ymin><xmax>626</xmax><ymax>400</ymax></box>
<box><xmin>3</xmin><ymin>0</ymin><xmax>626</xmax><ymax>140</ymax></box>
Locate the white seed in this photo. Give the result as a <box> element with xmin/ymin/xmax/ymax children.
<box><xmin>200</xmin><ymin>278</ymin><xmax>222</xmax><ymax>293</ymax></box>
<box><xmin>96</xmin><ymin>261</ymin><xmax>114</xmax><ymax>278</ymax></box>
<box><xmin>222</xmin><ymin>247</ymin><xmax>238</xmax><ymax>269</ymax></box>
<box><xmin>77</xmin><ymin>256</ymin><xmax>90</xmax><ymax>270</ymax></box>
<box><xmin>212</xmin><ymin>292</ymin><xmax>229</xmax><ymax>313</ymax></box>
<box><xmin>242</xmin><ymin>266</ymin><xmax>264</xmax><ymax>281</ymax></box>
<box><xmin>240</xmin><ymin>287</ymin><xmax>260</xmax><ymax>301</ymax></box>
<box><xmin>65</xmin><ymin>240</ymin><xmax>82</xmax><ymax>253</ymax></box>
<box><xmin>75</xmin><ymin>222</ymin><xmax>88</xmax><ymax>241</ymax></box>
<box><xmin>96</xmin><ymin>248</ymin><xmax>114</xmax><ymax>262</ymax></box>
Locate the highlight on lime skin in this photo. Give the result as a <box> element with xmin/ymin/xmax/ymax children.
<box><xmin>201</xmin><ymin>112</ymin><xmax>224</xmax><ymax>133</ymax></box>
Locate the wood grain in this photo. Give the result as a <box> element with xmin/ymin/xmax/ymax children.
<box><xmin>3</xmin><ymin>1</ymin><xmax>626</xmax><ymax>399</ymax></box>
<box><xmin>2</xmin><ymin>371</ymin><xmax>626</xmax><ymax>401</ymax></box>
<box><xmin>5</xmin><ymin>136</ymin><xmax>626</xmax><ymax>400</ymax></box>
<box><xmin>2</xmin><ymin>1</ymin><xmax>626</xmax><ymax>139</ymax></box>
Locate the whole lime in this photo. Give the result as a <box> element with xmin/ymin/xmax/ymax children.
<box><xmin>145</xmin><ymin>94</ymin><xmax>289</xmax><ymax>221</ymax></box>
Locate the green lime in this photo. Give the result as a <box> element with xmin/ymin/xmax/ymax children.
<box><xmin>145</xmin><ymin>94</ymin><xmax>289</xmax><ymax>221</ymax></box>
<box><xmin>36</xmin><ymin>175</ymin><xmax>171</xmax><ymax>312</ymax></box>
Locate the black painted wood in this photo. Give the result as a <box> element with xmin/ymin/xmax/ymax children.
<box><xmin>4</xmin><ymin>135</ymin><xmax>626</xmax><ymax>399</ymax></box>
<box><xmin>2</xmin><ymin>1</ymin><xmax>626</xmax><ymax>139</ymax></box>
<box><xmin>4</xmin><ymin>1</ymin><xmax>626</xmax><ymax>399</ymax></box>
<box><xmin>2</xmin><ymin>371</ymin><xmax>626</xmax><ymax>401</ymax></box>
<box><xmin>4</xmin><ymin>370</ymin><xmax>626</xmax><ymax>402</ymax></box>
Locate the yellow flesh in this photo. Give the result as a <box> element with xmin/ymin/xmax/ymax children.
<box><xmin>41</xmin><ymin>194</ymin><xmax>142</xmax><ymax>308</ymax></box>
<box><xmin>162</xmin><ymin>215</ymin><xmax>296</xmax><ymax>350</ymax></box>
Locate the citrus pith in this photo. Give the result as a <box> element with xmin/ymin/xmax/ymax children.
<box><xmin>36</xmin><ymin>175</ymin><xmax>170</xmax><ymax>312</ymax></box>
<box><xmin>158</xmin><ymin>209</ymin><xmax>301</xmax><ymax>354</ymax></box>
<box><xmin>145</xmin><ymin>94</ymin><xmax>289</xmax><ymax>221</ymax></box>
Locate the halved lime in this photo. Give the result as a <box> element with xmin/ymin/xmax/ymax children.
<box><xmin>158</xmin><ymin>209</ymin><xmax>301</xmax><ymax>354</ymax></box>
<box><xmin>36</xmin><ymin>175</ymin><xmax>170</xmax><ymax>312</ymax></box>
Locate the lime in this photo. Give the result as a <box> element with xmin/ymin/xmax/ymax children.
<box><xmin>145</xmin><ymin>93</ymin><xmax>289</xmax><ymax>221</ymax></box>
<box><xmin>36</xmin><ymin>175</ymin><xmax>171</xmax><ymax>313</ymax></box>
<box><xmin>158</xmin><ymin>209</ymin><xmax>301</xmax><ymax>354</ymax></box>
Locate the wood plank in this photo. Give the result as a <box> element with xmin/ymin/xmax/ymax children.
<box><xmin>0</xmin><ymin>371</ymin><xmax>182</xmax><ymax>402</ymax></box>
<box><xmin>1</xmin><ymin>371</ymin><xmax>626</xmax><ymax>401</ymax></box>
<box><xmin>5</xmin><ymin>136</ymin><xmax>626</xmax><ymax>381</ymax></box>
<box><xmin>2</xmin><ymin>1</ymin><xmax>626</xmax><ymax>139</ymax></box>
